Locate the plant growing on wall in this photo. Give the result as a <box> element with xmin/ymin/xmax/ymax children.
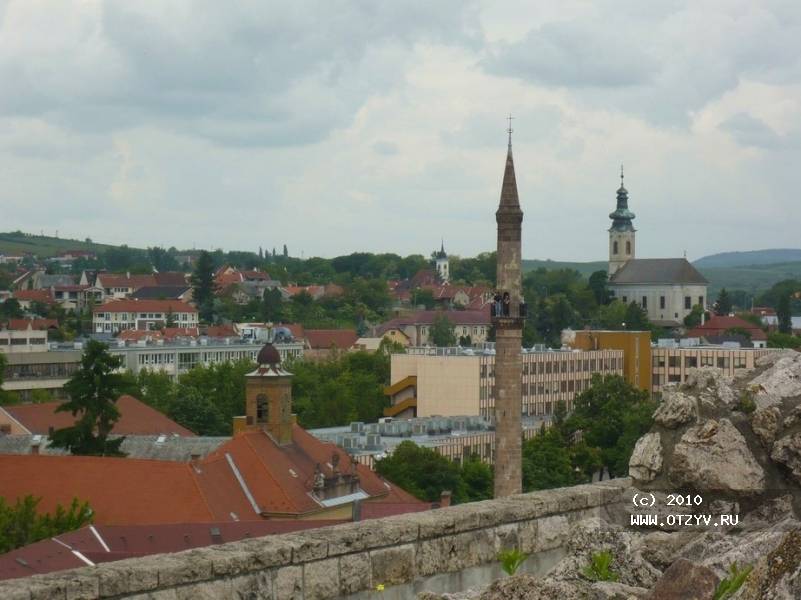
<box><xmin>498</xmin><ymin>548</ymin><xmax>528</xmax><ymax>576</ymax></box>
<box><xmin>714</xmin><ymin>563</ymin><xmax>752</xmax><ymax>599</ymax></box>
<box><xmin>582</xmin><ymin>550</ymin><xmax>619</xmax><ymax>582</ymax></box>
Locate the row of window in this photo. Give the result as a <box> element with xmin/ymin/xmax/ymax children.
<box><xmin>95</xmin><ymin>312</ymin><xmax>193</xmax><ymax>320</ymax></box>
<box><xmin>653</xmin><ymin>354</ymin><xmax>748</xmax><ymax>369</ymax></box>
<box><xmin>618</xmin><ymin>294</ymin><xmax>705</xmax><ymax>311</ymax></box>
<box><xmin>479</xmin><ymin>376</ymin><xmax>599</xmax><ymax>399</ymax></box>
<box><xmin>480</xmin><ymin>356</ymin><xmax>622</xmax><ymax>378</ymax></box>
<box><xmin>0</xmin><ymin>337</ymin><xmax>46</xmax><ymax>346</ymax></box>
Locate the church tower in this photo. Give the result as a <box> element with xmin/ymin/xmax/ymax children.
<box><xmin>608</xmin><ymin>167</ymin><xmax>636</xmax><ymax>277</ymax></box>
<box><xmin>244</xmin><ymin>342</ymin><xmax>294</xmax><ymax>445</ymax></box>
<box><xmin>434</xmin><ymin>240</ymin><xmax>449</xmax><ymax>283</ymax></box>
<box><xmin>493</xmin><ymin>121</ymin><xmax>524</xmax><ymax>498</ymax></box>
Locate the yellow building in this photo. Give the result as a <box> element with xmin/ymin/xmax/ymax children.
<box><xmin>569</xmin><ymin>330</ymin><xmax>652</xmax><ymax>394</ymax></box>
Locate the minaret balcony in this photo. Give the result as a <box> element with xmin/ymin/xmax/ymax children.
<box><xmin>490</xmin><ymin>301</ymin><xmax>527</xmax><ymax>326</ymax></box>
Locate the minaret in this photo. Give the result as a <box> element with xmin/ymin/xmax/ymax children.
<box><xmin>244</xmin><ymin>342</ymin><xmax>295</xmax><ymax>445</ymax></box>
<box><xmin>493</xmin><ymin>118</ymin><xmax>524</xmax><ymax>498</ymax></box>
<box><xmin>608</xmin><ymin>166</ymin><xmax>636</xmax><ymax>277</ymax></box>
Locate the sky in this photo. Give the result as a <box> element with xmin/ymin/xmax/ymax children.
<box><xmin>2</xmin><ymin>0</ymin><xmax>801</xmax><ymax>262</ymax></box>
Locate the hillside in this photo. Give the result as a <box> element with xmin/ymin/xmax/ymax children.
<box><xmin>522</xmin><ymin>259</ymin><xmax>607</xmax><ymax>277</ymax></box>
<box><xmin>694</xmin><ymin>248</ymin><xmax>801</xmax><ymax>268</ymax></box>
<box><xmin>0</xmin><ymin>231</ymin><xmax>127</xmax><ymax>258</ymax></box>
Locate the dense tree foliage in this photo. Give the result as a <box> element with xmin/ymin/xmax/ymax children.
<box><xmin>374</xmin><ymin>442</ymin><xmax>493</xmax><ymax>504</ymax></box>
<box><xmin>430</xmin><ymin>314</ymin><xmax>456</xmax><ymax>347</ymax></box>
<box><xmin>0</xmin><ymin>495</ymin><xmax>93</xmax><ymax>553</ymax></box>
<box><xmin>191</xmin><ymin>250</ymin><xmax>217</xmax><ymax>323</ymax></box>
<box><xmin>49</xmin><ymin>341</ymin><xmax>134</xmax><ymax>456</ymax></box>
<box><xmin>715</xmin><ymin>288</ymin><xmax>733</xmax><ymax>315</ymax></box>
<box><xmin>778</xmin><ymin>294</ymin><xmax>792</xmax><ymax>333</ymax></box>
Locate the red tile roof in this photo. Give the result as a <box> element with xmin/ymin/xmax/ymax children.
<box><xmin>93</xmin><ymin>299</ymin><xmax>197</xmax><ymax>314</ymax></box>
<box><xmin>5</xmin><ymin>319</ymin><xmax>59</xmax><ymax>331</ymax></box>
<box><xmin>12</xmin><ymin>289</ymin><xmax>54</xmax><ymax>304</ymax></box>
<box><xmin>116</xmin><ymin>328</ymin><xmax>200</xmax><ymax>342</ymax></box>
<box><xmin>375</xmin><ymin>309</ymin><xmax>491</xmax><ymax>336</ymax></box>
<box><xmin>96</xmin><ymin>274</ymin><xmax>157</xmax><ymax>289</ymax></box>
<box><xmin>305</xmin><ymin>329</ymin><xmax>359</xmax><ymax>350</ymax></box>
<box><xmin>687</xmin><ymin>314</ymin><xmax>767</xmax><ymax>341</ymax></box>
<box><xmin>1</xmin><ymin>395</ymin><xmax>195</xmax><ymax>437</ymax></box>
<box><xmin>202</xmin><ymin>324</ymin><xmax>238</xmax><ymax>338</ymax></box>
<box><xmin>0</xmin><ymin>520</ymin><xmax>345</xmax><ymax>581</ymax></box>
<box><xmin>152</xmin><ymin>272</ymin><xmax>188</xmax><ymax>286</ymax></box>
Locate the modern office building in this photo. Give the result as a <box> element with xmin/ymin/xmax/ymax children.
<box><xmin>385</xmin><ymin>346</ymin><xmax>624</xmax><ymax>420</ymax></box>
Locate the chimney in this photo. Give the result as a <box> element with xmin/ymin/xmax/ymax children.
<box><xmin>351</xmin><ymin>499</ymin><xmax>362</xmax><ymax>522</ymax></box>
<box><xmin>30</xmin><ymin>443</ymin><xmax>40</xmax><ymax>455</ymax></box>
<box><xmin>439</xmin><ymin>490</ymin><xmax>452</xmax><ymax>508</ymax></box>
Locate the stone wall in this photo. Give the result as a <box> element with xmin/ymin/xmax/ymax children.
<box><xmin>0</xmin><ymin>480</ymin><xmax>631</xmax><ymax>600</ymax></box>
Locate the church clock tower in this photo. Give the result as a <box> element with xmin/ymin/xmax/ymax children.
<box><xmin>608</xmin><ymin>167</ymin><xmax>636</xmax><ymax>277</ymax></box>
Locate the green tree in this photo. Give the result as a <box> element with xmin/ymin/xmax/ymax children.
<box><xmin>778</xmin><ymin>293</ymin><xmax>792</xmax><ymax>334</ymax></box>
<box><xmin>588</xmin><ymin>270</ymin><xmax>611</xmax><ymax>306</ymax></box>
<box><xmin>0</xmin><ymin>353</ymin><xmax>8</xmax><ymax>404</ymax></box>
<box><xmin>411</xmin><ymin>288</ymin><xmax>436</xmax><ymax>310</ymax></box>
<box><xmin>374</xmin><ymin>441</ymin><xmax>463</xmax><ymax>502</ymax></box>
<box><xmin>683</xmin><ymin>304</ymin><xmax>705</xmax><ymax>328</ymax></box>
<box><xmin>523</xmin><ymin>428</ymin><xmax>577</xmax><ymax>491</ymax></box>
<box><xmin>0</xmin><ymin>298</ymin><xmax>23</xmax><ymax>320</ymax></box>
<box><xmin>0</xmin><ymin>495</ymin><xmax>93</xmax><ymax>553</ymax></box>
<box><xmin>49</xmin><ymin>340</ymin><xmax>132</xmax><ymax>456</ymax></box>
<box><xmin>563</xmin><ymin>375</ymin><xmax>655</xmax><ymax>477</ymax></box>
<box><xmin>459</xmin><ymin>455</ymin><xmax>493</xmax><ymax>502</ymax></box>
<box><xmin>430</xmin><ymin>314</ymin><xmax>456</xmax><ymax>347</ymax></box>
<box><xmin>190</xmin><ymin>250</ymin><xmax>218</xmax><ymax>323</ymax></box>
<box><xmin>624</xmin><ymin>302</ymin><xmax>649</xmax><ymax>330</ymax></box>
<box><xmin>261</xmin><ymin>287</ymin><xmax>284</xmax><ymax>322</ymax></box>
<box><xmin>165</xmin><ymin>308</ymin><xmax>176</xmax><ymax>328</ymax></box>
<box><xmin>716</xmin><ymin>288</ymin><xmax>733</xmax><ymax>316</ymax></box>
<box><xmin>768</xmin><ymin>332</ymin><xmax>801</xmax><ymax>349</ymax></box>
<box><xmin>167</xmin><ymin>388</ymin><xmax>228</xmax><ymax>436</ymax></box>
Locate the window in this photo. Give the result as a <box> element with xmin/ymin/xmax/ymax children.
<box><xmin>652</xmin><ymin>374</ymin><xmax>662</xmax><ymax>386</ymax></box>
<box><xmin>626</xmin><ymin>240</ymin><xmax>631</xmax><ymax>254</ymax></box>
<box><xmin>256</xmin><ymin>394</ymin><xmax>269</xmax><ymax>423</ymax></box>
<box><xmin>685</xmin><ymin>356</ymin><xmax>698</xmax><ymax>368</ymax></box>
<box><xmin>701</xmin><ymin>355</ymin><xmax>714</xmax><ymax>367</ymax></box>
<box><xmin>622</xmin><ymin>296</ymin><xmax>628</xmax><ymax>304</ymax></box>
<box><xmin>653</xmin><ymin>354</ymin><xmax>665</xmax><ymax>368</ymax></box>
<box><xmin>734</xmin><ymin>356</ymin><xmax>746</xmax><ymax>369</ymax></box>
<box><xmin>668</xmin><ymin>374</ymin><xmax>681</xmax><ymax>383</ymax></box>
<box><xmin>642</xmin><ymin>296</ymin><xmax>647</xmax><ymax>309</ymax></box>
<box><xmin>613</xmin><ymin>241</ymin><xmax>619</xmax><ymax>255</ymax></box>
<box><xmin>717</xmin><ymin>357</ymin><xmax>729</xmax><ymax>369</ymax></box>
<box><xmin>668</xmin><ymin>356</ymin><xmax>680</xmax><ymax>368</ymax></box>
<box><xmin>684</xmin><ymin>296</ymin><xmax>691</xmax><ymax>310</ymax></box>
<box><xmin>660</xmin><ymin>296</ymin><xmax>666</xmax><ymax>310</ymax></box>
<box><xmin>698</xmin><ymin>296</ymin><xmax>704</xmax><ymax>307</ymax></box>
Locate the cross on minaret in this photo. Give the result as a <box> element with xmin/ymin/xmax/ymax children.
<box><xmin>620</xmin><ymin>163</ymin><xmax>624</xmax><ymax>185</ymax></box>
<box><xmin>507</xmin><ymin>114</ymin><xmax>514</xmax><ymax>146</ymax></box>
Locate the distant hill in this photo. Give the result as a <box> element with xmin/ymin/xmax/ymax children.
<box><xmin>522</xmin><ymin>259</ymin><xmax>607</xmax><ymax>277</ymax></box>
<box><xmin>694</xmin><ymin>249</ymin><xmax>801</xmax><ymax>268</ymax></box>
<box><xmin>0</xmin><ymin>231</ymin><xmax>134</xmax><ymax>258</ymax></box>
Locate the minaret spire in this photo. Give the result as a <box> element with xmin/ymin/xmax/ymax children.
<box><xmin>493</xmin><ymin>122</ymin><xmax>524</xmax><ymax>499</ymax></box>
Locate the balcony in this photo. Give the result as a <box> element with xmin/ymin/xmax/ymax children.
<box><xmin>490</xmin><ymin>301</ymin><xmax>527</xmax><ymax>324</ymax></box>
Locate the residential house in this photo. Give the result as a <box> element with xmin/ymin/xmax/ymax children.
<box><xmin>93</xmin><ymin>299</ymin><xmax>198</xmax><ymax>333</ymax></box>
<box><xmin>94</xmin><ymin>273</ymin><xmax>158</xmax><ymax>300</ymax></box>
<box><xmin>12</xmin><ymin>289</ymin><xmax>55</xmax><ymax>310</ymax></box>
<box><xmin>374</xmin><ymin>310</ymin><xmax>491</xmax><ymax>346</ymax></box>
<box><xmin>303</xmin><ymin>329</ymin><xmax>359</xmax><ymax>359</ymax></box>
<box><xmin>686</xmin><ymin>314</ymin><xmax>768</xmax><ymax>348</ymax></box>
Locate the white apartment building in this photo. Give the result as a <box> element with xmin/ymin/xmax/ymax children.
<box><xmin>93</xmin><ymin>300</ymin><xmax>199</xmax><ymax>333</ymax></box>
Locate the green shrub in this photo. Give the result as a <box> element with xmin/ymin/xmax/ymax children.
<box><xmin>582</xmin><ymin>550</ymin><xmax>619</xmax><ymax>582</ymax></box>
<box><xmin>498</xmin><ymin>548</ymin><xmax>528</xmax><ymax>576</ymax></box>
<box><xmin>714</xmin><ymin>563</ymin><xmax>752</xmax><ymax>599</ymax></box>
<box><xmin>737</xmin><ymin>389</ymin><xmax>757</xmax><ymax>414</ymax></box>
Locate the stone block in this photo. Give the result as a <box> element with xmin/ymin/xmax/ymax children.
<box><xmin>97</xmin><ymin>565</ymin><xmax>131</xmax><ymax>597</ymax></box>
<box><xmin>534</xmin><ymin>515</ymin><xmax>569</xmax><ymax>552</ymax></box>
<box><xmin>417</xmin><ymin>505</ymin><xmax>481</xmax><ymax>539</ymax></box>
<box><xmin>415</xmin><ymin>529</ymin><xmax>495</xmax><ymax>577</ymax></box>
<box><xmin>371</xmin><ymin>544</ymin><xmax>415</xmax><ymax>586</ymax></box>
<box><xmin>281</xmin><ymin>533</ymin><xmax>329</xmax><ymax>563</ymax></box>
<box><xmin>340</xmin><ymin>552</ymin><xmax>371</xmax><ymax>595</ymax></box>
<box><xmin>157</xmin><ymin>550</ymin><xmax>213</xmax><ymax>587</ymax></box>
<box><xmin>518</xmin><ymin>519</ymin><xmax>539</xmax><ymax>555</ymax></box>
<box><xmin>273</xmin><ymin>565</ymin><xmax>303</xmax><ymax>600</ymax></box>
<box><xmin>303</xmin><ymin>558</ymin><xmax>339</xmax><ymax>599</ymax></box>
<box><xmin>317</xmin><ymin>516</ymin><xmax>418</xmax><ymax>556</ymax></box>
<box><xmin>238</xmin><ymin>536</ymin><xmax>293</xmax><ymax>569</ymax></box>
<box><xmin>210</xmin><ymin>548</ymin><xmax>257</xmax><ymax>577</ymax></box>
<box><xmin>30</xmin><ymin>577</ymin><xmax>68</xmax><ymax>600</ymax></box>
<box><xmin>493</xmin><ymin>523</ymin><xmax>520</xmax><ymax>552</ymax></box>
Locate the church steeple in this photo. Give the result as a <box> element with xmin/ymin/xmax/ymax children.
<box><xmin>608</xmin><ymin>165</ymin><xmax>636</xmax><ymax>277</ymax></box>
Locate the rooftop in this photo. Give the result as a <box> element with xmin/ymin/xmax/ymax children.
<box><xmin>609</xmin><ymin>258</ymin><xmax>708</xmax><ymax>285</ymax></box>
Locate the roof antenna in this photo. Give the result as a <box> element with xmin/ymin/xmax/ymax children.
<box><xmin>507</xmin><ymin>114</ymin><xmax>514</xmax><ymax>148</ymax></box>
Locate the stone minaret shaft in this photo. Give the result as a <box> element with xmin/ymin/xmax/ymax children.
<box><xmin>493</xmin><ymin>136</ymin><xmax>524</xmax><ymax>498</ymax></box>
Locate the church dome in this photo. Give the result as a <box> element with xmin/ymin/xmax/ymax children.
<box><xmin>256</xmin><ymin>343</ymin><xmax>281</xmax><ymax>366</ymax></box>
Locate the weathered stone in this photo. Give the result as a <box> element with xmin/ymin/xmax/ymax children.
<box><xmin>282</xmin><ymin>532</ymin><xmax>329</xmax><ymax>563</ymax></box>
<box><xmin>771</xmin><ymin>433</ymin><xmax>801</xmax><ymax>484</ymax></box>
<box><xmin>371</xmin><ymin>544</ymin><xmax>415</xmax><ymax>586</ymax></box>
<box><xmin>648</xmin><ymin>558</ymin><xmax>718</xmax><ymax>600</ymax></box>
<box><xmin>493</xmin><ymin>523</ymin><xmax>520</xmax><ymax>552</ymax></box>
<box><xmin>340</xmin><ymin>552</ymin><xmax>371</xmax><ymax>595</ymax></box>
<box><xmin>478</xmin><ymin>574</ymin><xmax>588</xmax><ymax>600</ymax></box>
<box><xmin>237</xmin><ymin>536</ymin><xmax>293</xmax><ymax>569</ymax></box>
<box><xmin>518</xmin><ymin>519</ymin><xmax>539</xmax><ymax>554</ymax></box>
<box><xmin>669</xmin><ymin>419</ymin><xmax>765</xmax><ymax>493</ymax></box>
<box><xmin>157</xmin><ymin>550</ymin><xmax>213</xmax><ymax>587</ymax></box>
<box><xmin>653</xmin><ymin>391</ymin><xmax>697</xmax><ymax>428</ymax></box>
<box><xmin>751</xmin><ymin>354</ymin><xmax>801</xmax><ymax>407</ymax></box>
<box><xmin>683</xmin><ymin>368</ymin><xmax>735</xmax><ymax>406</ymax></box>
<box><xmin>628</xmin><ymin>432</ymin><xmax>663</xmax><ymax>482</ymax></box>
<box><xmin>533</xmin><ymin>515</ymin><xmax>569</xmax><ymax>552</ymax></box>
<box><xmin>632</xmin><ymin>531</ymin><xmax>699</xmax><ymax>570</ymax></box>
<box><xmin>738</xmin><ymin>528</ymin><xmax>801</xmax><ymax>600</ymax></box>
<box><xmin>273</xmin><ymin>565</ymin><xmax>303</xmax><ymax>600</ymax></box>
<box><xmin>303</xmin><ymin>557</ymin><xmax>339</xmax><ymax>600</ymax></box>
<box><xmin>315</xmin><ymin>515</ymin><xmax>419</xmax><ymax>555</ymax></box>
<box><xmin>589</xmin><ymin>581</ymin><xmax>649</xmax><ymax>599</ymax></box>
<box><xmin>751</xmin><ymin>405</ymin><xmax>782</xmax><ymax>447</ymax></box>
<box><xmin>416</xmin><ymin>529</ymin><xmax>496</xmax><ymax>577</ymax></box>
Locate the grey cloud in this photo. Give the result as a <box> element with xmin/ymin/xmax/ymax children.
<box><xmin>372</xmin><ymin>141</ymin><xmax>399</xmax><ymax>155</ymax></box>
<box><xmin>720</xmin><ymin>113</ymin><xmax>796</xmax><ymax>150</ymax></box>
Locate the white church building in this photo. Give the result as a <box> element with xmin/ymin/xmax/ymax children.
<box><xmin>606</xmin><ymin>171</ymin><xmax>708</xmax><ymax>327</ymax></box>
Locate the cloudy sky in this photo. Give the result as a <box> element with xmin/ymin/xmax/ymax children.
<box><xmin>2</xmin><ymin>1</ymin><xmax>800</xmax><ymax>262</ymax></box>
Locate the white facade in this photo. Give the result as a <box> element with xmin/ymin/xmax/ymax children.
<box><xmin>435</xmin><ymin>256</ymin><xmax>449</xmax><ymax>283</ymax></box>
<box><xmin>608</xmin><ymin>229</ymin><xmax>635</xmax><ymax>277</ymax></box>
<box><xmin>93</xmin><ymin>307</ymin><xmax>199</xmax><ymax>333</ymax></box>
<box><xmin>609</xmin><ymin>284</ymin><xmax>706</xmax><ymax>325</ymax></box>
<box><xmin>0</xmin><ymin>329</ymin><xmax>48</xmax><ymax>354</ymax></box>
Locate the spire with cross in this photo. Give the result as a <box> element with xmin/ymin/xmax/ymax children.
<box><xmin>507</xmin><ymin>114</ymin><xmax>514</xmax><ymax>148</ymax></box>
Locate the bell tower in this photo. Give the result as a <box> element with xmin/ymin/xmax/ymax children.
<box><xmin>608</xmin><ymin>166</ymin><xmax>636</xmax><ymax>277</ymax></box>
<box><xmin>244</xmin><ymin>342</ymin><xmax>294</xmax><ymax>445</ymax></box>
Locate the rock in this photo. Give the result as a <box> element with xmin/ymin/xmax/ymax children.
<box><xmin>478</xmin><ymin>575</ymin><xmax>588</xmax><ymax>600</ymax></box>
<box><xmin>684</xmin><ymin>368</ymin><xmax>736</xmax><ymax>407</ymax></box>
<box><xmin>751</xmin><ymin>354</ymin><xmax>801</xmax><ymax>408</ymax></box>
<box><xmin>633</xmin><ymin>531</ymin><xmax>700</xmax><ymax>570</ymax></box>
<box><xmin>629</xmin><ymin>433</ymin><xmax>663</xmax><ymax>482</ymax></box>
<box><xmin>738</xmin><ymin>528</ymin><xmax>801</xmax><ymax>600</ymax></box>
<box><xmin>590</xmin><ymin>581</ymin><xmax>649</xmax><ymax>599</ymax></box>
<box><xmin>648</xmin><ymin>558</ymin><xmax>718</xmax><ymax>600</ymax></box>
<box><xmin>783</xmin><ymin>405</ymin><xmax>801</xmax><ymax>429</ymax></box>
<box><xmin>750</xmin><ymin>406</ymin><xmax>782</xmax><ymax>447</ymax></box>
<box><xmin>653</xmin><ymin>392</ymin><xmax>697</xmax><ymax>429</ymax></box>
<box><xmin>771</xmin><ymin>433</ymin><xmax>801</xmax><ymax>485</ymax></box>
<box><xmin>669</xmin><ymin>419</ymin><xmax>765</xmax><ymax>493</ymax></box>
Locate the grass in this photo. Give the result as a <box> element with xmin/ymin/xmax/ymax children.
<box><xmin>498</xmin><ymin>548</ymin><xmax>528</xmax><ymax>576</ymax></box>
<box><xmin>582</xmin><ymin>550</ymin><xmax>619</xmax><ymax>582</ymax></box>
<box><xmin>0</xmin><ymin>231</ymin><xmax>133</xmax><ymax>258</ymax></box>
<box><xmin>714</xmin><ymin>563</ymin><xmax>752</xmax><ymax>599</ymax></box>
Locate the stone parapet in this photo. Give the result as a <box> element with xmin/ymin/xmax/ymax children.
<box><xmin>0</xmin><ymin>480</ymin><xmax>631</xmax><ymax>600</ymax></box>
